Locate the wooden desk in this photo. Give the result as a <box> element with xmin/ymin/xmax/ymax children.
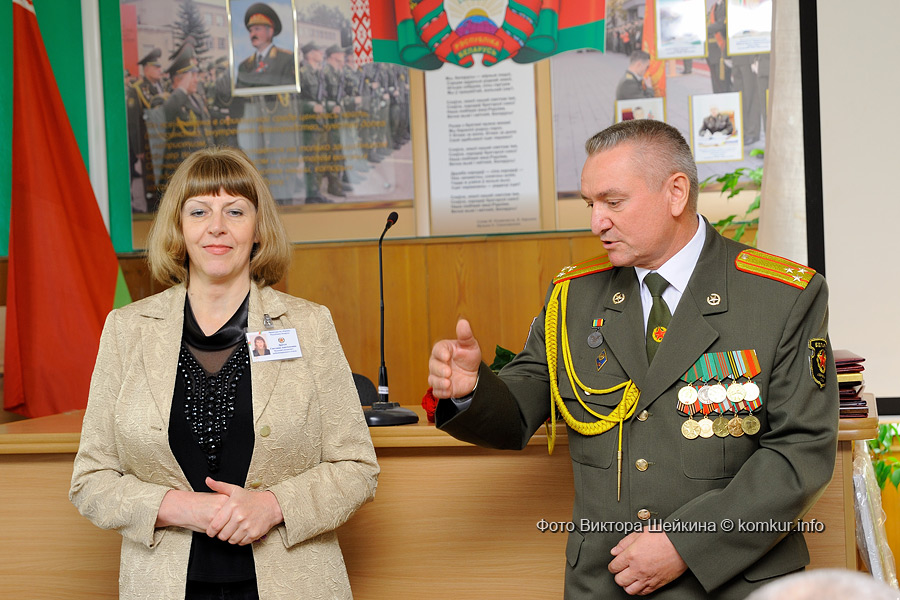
<box><xmin>0</xmin><ymin>400</ymin><xmax>878</xmax><ymax>599</ymax></box>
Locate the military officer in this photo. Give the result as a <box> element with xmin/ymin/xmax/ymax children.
<box><xmin>322</xmin><ymin>45</ymin><xmax>351</xmax><ymax>197</ymax></box>
<box><xmin>298</xmin><ymin>41</ymin><xmax>328</xmax><ymax>203</ymax></box>
<box><xmin>340</xmin><ymin>47</ymin><xmax>369</xmax><ymax>181</ymax></box>
<box><xmin>208</xmin><ymin>56</ymin><xmax>242</xmax><ymax>148</ymax></box>
<box><xmin>615</xmin><ymin>50</ymin><xmax>654</xmax><ymax>101</ymax></box>
<box><xmin>429</xmin><ymin>120</ymin><xmax>838</xmax><ymax>598</ymax></box>
<box><xmin>161</xmin><ymin>45</ymin><xmax>212</xmax><ymax>185</ymax></box>
<box><xmin>706</xmin><ymin>0</ymin><xmax>732</xmax><ymax>93</ymax></box>
<box><xmin>126</xmin><ymin>48</ymin><xmax>167</xmax><ymax>212</ymax></box>
<box><xmin>235</xmin><ymin>2</ymin><xmax>297</xmax><ymax>89</ymax></box>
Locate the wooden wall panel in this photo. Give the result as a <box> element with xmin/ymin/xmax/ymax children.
<box><xmin>286</xmin><ymin>234</ymin><xmax>596</xmax><ymax>406</ymax></box>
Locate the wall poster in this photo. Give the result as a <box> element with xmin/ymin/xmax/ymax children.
<box><xmin>121</xmin><ymin>0</ymin><xmax>413</xmax><ymax>223</ymax></box>
<box><xmin>690</xmin><ymin>91</ymin><xmax>744</xmax><ymax>163</ymax></box>
<box><xmin>655</xmin><ymin>0</ymin><xmax>707</xmax><ymax>60</ymax></box>
<box><xmin>425</xmin><ymin>60</ymin><xmax>540</xmax><ymax>236</ymax></box>
<box><xmin>553</xmin><ymin>0</ymin><xmax>770</xmax><ymax>198</ymax></box>
<box><xmin>726</xmin><ymin>0</ymin><xmax>772</xmax><ymax>55</ymax></box>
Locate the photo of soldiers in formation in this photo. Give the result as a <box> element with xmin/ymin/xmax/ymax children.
<box><xmin>125</xmin><ymin>0</ymin><xmax>412</xmax><ymax>212</ymax></box>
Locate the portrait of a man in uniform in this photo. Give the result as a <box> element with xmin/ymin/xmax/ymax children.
<box><xmin>232</xmin><ymin>1</ymin><xmax>298</xmax><ymax>94</ymax></box>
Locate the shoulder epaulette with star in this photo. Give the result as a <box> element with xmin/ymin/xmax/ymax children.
<box><xmin>735</xmin><ymin>249</ymin><xmax>816</xmax><ymax>290</ymax></box>
<box><xmin>553</xmin><ymin>253</ymin><xmax>613</xmax><ymax>284</ymax></box>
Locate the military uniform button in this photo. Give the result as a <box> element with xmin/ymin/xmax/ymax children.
<box><xmin>637</xmin><ymin>410</ymin><xmax>650</xmax><ymax>421</ymax></box>
<box><xmin>249</xmin><ymin>479</ymin><xmax>262</xmax><ymax>489</ymax></box>
<box><xmin>637</xmin><ymin>509</ymin><xmax>651</xmax><ymax>520</ymax></box>
<box><xmin>260</xmin><ymin>425</ymin><xmax>271</xmax><ymax>437</ymax></box>
<box><xmin>635</xmin><ymin>459</ymin><xmax>649</xmax><ymax>471</ymax></box>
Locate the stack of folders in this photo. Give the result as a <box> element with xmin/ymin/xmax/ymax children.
<box><xmin>834</xmin><ymin>349</ymin><xmax>867</xmax><ymax>418</ymax></box>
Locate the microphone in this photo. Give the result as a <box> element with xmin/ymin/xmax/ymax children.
<box><xmin>384</xmin><ymin>211</ymin><xmax>399</xmax><ymax>231</ymax></box>
<box><xmin>377</xmin><ymin>213</ymin><xmax>397</xmax><ymax>402</ymax></box>
<box><xmin>365</xmin><ymin>212</ymin><xmax>418</xmax><ymax>426</ymax></box>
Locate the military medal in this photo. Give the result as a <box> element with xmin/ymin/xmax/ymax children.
<box><xmin>726</xmin><ymin>382</ymin><xmax>746</xmax><ymax>403</ymax></box>
<box><xmin>678</xmin><ymin>385</ymin><xmax>699</xmax><ymax>404</ymax></box>
<box><xmin>712</xmin><ymin>416</ymin><xmax>730</xmax><ymax>438</ymax></box>
<box><xmin>682</xmin><ymin>418</ymin><xmax>701</xmax><ymax>439</ymax></box>
<box><xmin>707</xmin><ymin>383</ymin><xmax>727</xmax><ymax>404</ymax></box>
<box><xmin>743</xmin><ymin>381</ymin><xmax>760</xmax><ymax>402</ymax></box>
<box><xmin>680</xmin><ymin>349</ymin><xmax>764</xmax><ymax>441</ymax></box>
<box><xmin>742</xmin><ymin>414</ymin><xmax>761</xmax><ymax>435</ymax></box>
<box><xmin>587</xmin><ymin>330</ymin><xmax>603</xmax><ymax>348</ymax></box>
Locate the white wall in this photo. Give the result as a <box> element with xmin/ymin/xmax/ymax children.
<box><xmin>819</xmin><ymin>1</ymin><xmax>900</xmax><ymax>398</ymax></box>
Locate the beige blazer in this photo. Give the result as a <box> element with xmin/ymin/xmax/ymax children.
<box><xmin>70</xmin><ymin>283</ymin><xmax>379</xmax><ymax>599</ymax></box>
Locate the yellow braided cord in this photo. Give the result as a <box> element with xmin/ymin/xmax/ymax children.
<box><xmin>545</xmin><ymin>280</ymin><xmax>640</xmax><ymax>454</ymax></box>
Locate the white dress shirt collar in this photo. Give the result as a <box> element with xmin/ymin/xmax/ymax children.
<box><xmin>634</xmin><ymin>214</ymin><xmax>706</xmax><ymax>328</ymax></box>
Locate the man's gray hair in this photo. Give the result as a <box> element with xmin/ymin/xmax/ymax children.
<box><xmin>745</xmin><ymin>568</ymin><xmax>899</xmax><ymax>600</ymax></box>
<box><xmin>584</xmin><ymin>120</ymin><xmax>699</xmax><ymax>212</ymax></box>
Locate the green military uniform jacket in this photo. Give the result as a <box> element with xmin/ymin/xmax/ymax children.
<box><xmin>161</xmin><ymin>89</ymin><xmax>211</xmax><ymax>183</ymax></box>
<box><xmin>236</xmin><ymin>45</ymin><xmax>296</xmax><ymax>88</ymax></box>
<box><xmin>437</xmin><ymin>222</ymin><xmax>839</xmax><ymax>598</ymax></box>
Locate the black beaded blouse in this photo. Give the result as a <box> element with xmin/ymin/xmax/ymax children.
<box><xmin>169</xmin><ymin>292</ymin><xmax>256</xmax><ymax>583</ymax></box>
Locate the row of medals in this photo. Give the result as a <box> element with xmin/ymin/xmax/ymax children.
<box><xmin>677</xmin><ymin>380</ymin><xmax>761</xmax><ymax>440</ymax></box>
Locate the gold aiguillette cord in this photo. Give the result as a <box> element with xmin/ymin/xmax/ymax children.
<box><xmin>544</xmin><ymin>280</ymin><xmax>639</xmax><ymax>501</ymax></box>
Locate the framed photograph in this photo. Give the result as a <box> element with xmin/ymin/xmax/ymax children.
<box><xmin>229</xmin><ymin>0</ymin><xmax>300</xmax><ymax>96</ymax></box>
<box><xmin>615</xmin><ymin>97</ymin><xmax>666</xmax><ymax>123</ymax></box>
<box><xmin>656</xmin><ymin>0</ymin><xmax>708</xmax><ymax>60</ymax></box>
<box><xmin>689</xmin><ymin>91</ymin><xmax>744</xmax><ymax>163</ymax></box>
<box><xmin>726</xmin><ymin>0</ymin><xmax>772</xmax><ymax>55</ymax></box>
<box><xmin>119</xmin><ymin>0</ymin><xmax>414</xmax><ymax>227</ymax></box>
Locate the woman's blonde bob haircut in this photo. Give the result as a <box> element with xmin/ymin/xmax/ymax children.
<box><xmin>147</xmin><ymin>147</ymin><xmax>291</xmax><ymax>287</ymax></box>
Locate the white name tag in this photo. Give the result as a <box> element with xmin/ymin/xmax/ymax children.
<box><xmin>246</xmin><ymin>328</ymin><xmax>303</xmax><ymax>362</ymax></box>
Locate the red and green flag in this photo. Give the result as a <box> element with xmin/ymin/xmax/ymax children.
<box><xmin>355</xmin><ymin>0</ymin><xmax>606</xmax><ymax>70</ymax></box>
<box><xmin>6</xmin><ymin>0</ymin><xmax>131</xmax><ymax>417</ymax></box>
<box><xmin>642</xmin><ymin>0</ymin><xmax>666</xmax><ymax>97</ymax></box>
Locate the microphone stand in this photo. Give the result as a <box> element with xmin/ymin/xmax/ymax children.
<box><xmin>365</xmin><ymin>214</ymin><xmax>418</xmax><ymax>426</ymax></box>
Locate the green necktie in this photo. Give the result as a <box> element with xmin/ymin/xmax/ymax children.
<box><xmin>645</xmin><ymin>272</ymin><xmax>671</xmax><ymax>363</ymax></box>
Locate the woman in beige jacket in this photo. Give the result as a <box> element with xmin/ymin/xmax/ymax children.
<box><xmin>70</xmin><ymin>147</ymin><xmax>378</xmax><ymax>599</ymax></box>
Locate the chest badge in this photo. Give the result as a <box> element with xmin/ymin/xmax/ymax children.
<box><xmin>597</xmin><ymin>349</ymin><xmax>608</xmax><ymax>371</ymax></box>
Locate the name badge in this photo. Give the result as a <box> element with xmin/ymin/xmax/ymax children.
<box><xmin>246</xmin><ymin>328</ymin><xmax>302</xmax><ymax>362</ymax></box>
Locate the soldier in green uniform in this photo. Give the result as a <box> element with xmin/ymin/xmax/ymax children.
<box><xmin>161</xmin><ymin>45</ymin><xmax>212</xmax><ymax>186</ymax></box>
<box><xmin>208</xmin><ymin>56</ymin><xmax>242</xmax><ymax>148</ymax></box>
<box><xmin>126</xmin><ymin>48</ymin><xmax>167</xmax><ymax>212</ymax></box>
<box><xmin>235</xmin><ymin>3</ymin><xmax>297</xmax><ymax>89</ymax></box>
<box><xmin>340</xmin><ymin>47</ymin><xmax>369</xmax><ymax>182</ymax></box>
<box><xmin>429</xmin><ymin>120</ymin><xmax>838</xmax><ymax>598</ymax></box>
<box><xmin>362</xmin><ymin>62</ymin><xmax>392</xmax><ymax>161</ymax></box>
<box><xmin>298</xmin><ymin>41</ymin><xmax>328</xmax><ymax>203</ymax></box>
<box><xmin>322</xmin><ymin>45</ymin><xmax>350</xmax><ymax>198</ymax></box>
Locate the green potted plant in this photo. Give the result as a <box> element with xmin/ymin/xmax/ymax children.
<box><xmin>700</xmin><ymin>149</ymin><xmax>763</xmax><ymax>245</ymax></box>
<box><xmin>869</xmin><ymin>423</ymin><xmax>900</xmax><ymax>490</ymax></box>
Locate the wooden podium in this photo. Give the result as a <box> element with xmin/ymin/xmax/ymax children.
<box><xmin>0</xmin><ymin>400</ymin><xmax>878</xmax><ymax>599</ymax></box>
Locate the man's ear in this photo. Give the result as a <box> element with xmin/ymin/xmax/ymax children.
<box><xmin>666</xmin><ymin>172</ymin><xmax>691</xmax><ymax>218</ymax></box>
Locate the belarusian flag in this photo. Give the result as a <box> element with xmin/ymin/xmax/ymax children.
<box><xmin>5</xmin><ymin>0</ymin><xmax>131</xmax><ymax>417</ymax></box>
<box><xmin>356</xmin><ymin>0</ymin><xmax>605</xmax><ymax>70</ymax></box>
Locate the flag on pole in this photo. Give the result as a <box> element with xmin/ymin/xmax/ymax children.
<box><xmin>642</xmin><ymin>0</ymin><xmax>666</xmax><ymax>97</ymax></box>
<box><xmin>5</xmin><ymin>0</ymin><xmax>131</xmax><ymax>417</ymax></box>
